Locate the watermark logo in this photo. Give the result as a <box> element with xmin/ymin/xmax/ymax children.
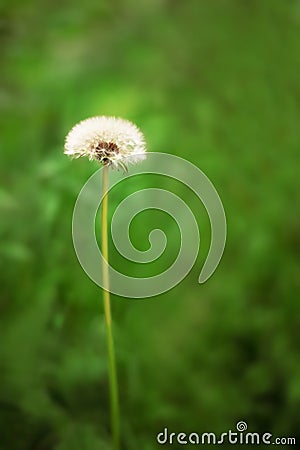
<box><xmin>72</xmin><ymin>152</ymin><xmax>227</xmax><ymax>298</ymax></box>
<box><xmin>156</xmin><ymin>421</ymin><xmax>296</xmax><ymax>446</ymax></box>
<box><xmin>236</xmin><ymin>421</ymin><xmax>247</xmax><ymax>432</ymax></box>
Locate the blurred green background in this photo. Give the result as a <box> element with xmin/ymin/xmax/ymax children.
<box><xmin>1</xmin><ymin>0</ymin><xmax>300</xmax><ymax>448</ymax></box>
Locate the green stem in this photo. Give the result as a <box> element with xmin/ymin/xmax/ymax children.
<box><xmin>101</xmin><ymin>165</ymin><xmax>120</xmax><ymax>450</ymax></box>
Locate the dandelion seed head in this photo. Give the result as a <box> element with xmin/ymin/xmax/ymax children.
<box><xmin>64</xmin><ymin>116</ymin><xmax>146</xmax><ymax>170</ymax></box>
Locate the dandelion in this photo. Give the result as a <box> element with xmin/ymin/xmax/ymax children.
<box><xmin>65</xmin><ymin>116</ymin><xmax>146</xmax><ymax>450</ymax></box>
<box><xmin>64</xmin><ymin>116</ymin><xmax>146</xmax><ymax>171</ymax></box>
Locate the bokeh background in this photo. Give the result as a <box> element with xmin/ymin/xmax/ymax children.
<box><xmin>1</xmin><ymin>0</ymin><xmax>300</xmax><ymax>448</ymax></box>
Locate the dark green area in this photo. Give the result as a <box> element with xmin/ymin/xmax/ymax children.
<box><xmin>1</xmin><ymin>0</ymin><xmax>300</xmax><ymax>448</ymax></box>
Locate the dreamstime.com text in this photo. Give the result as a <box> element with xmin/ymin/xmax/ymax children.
<box><xmin>157</xmin><ymin>422</ymin><xmax>296</xmax><ymax>446</ymax></box>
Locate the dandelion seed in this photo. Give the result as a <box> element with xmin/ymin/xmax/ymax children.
<box><xmin>64</xmin><ymin>116</ymin><xmax>146</xmax><ymax>170</ymax></box>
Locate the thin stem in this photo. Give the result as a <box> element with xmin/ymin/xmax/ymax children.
<box><xmin>101</xmin><ymin>165</ymin><xmax>120</xmax><ymax>450</ymax></box>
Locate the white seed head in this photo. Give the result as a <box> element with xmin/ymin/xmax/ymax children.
<box><xmin>64</xmin><ymin>116</ymin><xmax>146</xmax><ymax>170</ymax></box>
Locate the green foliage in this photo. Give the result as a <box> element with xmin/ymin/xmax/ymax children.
<box><xmin>1</xmin><ymin>0</ymin><xmax>300</xmax><ymax>448</ymax></box>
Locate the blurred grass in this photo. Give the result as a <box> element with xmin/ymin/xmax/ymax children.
<box><xmin>1</xmin><ymin>0</ymin><xmax>300</xmax><ymax>448</ymax></box>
